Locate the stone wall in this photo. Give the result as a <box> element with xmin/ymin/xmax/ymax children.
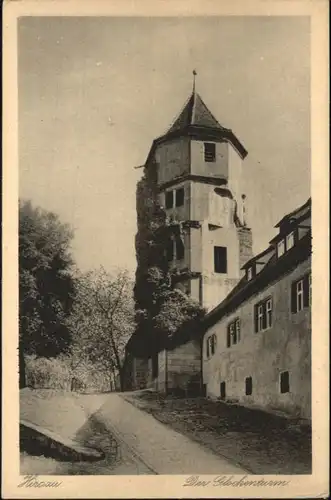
<box><xmin>157</xmin><ymin>340</ymin><xmax>202</xmax><ymax>395</ymax></box>
<box><xmin>238</xmin><ymin>227</ymin><xmax>253</xmax><ymax>273</ymax></box>
<box><xmin>132</xmin><ymin>357</ymin><xmax>150</xmax><ymax>390</ymax></box>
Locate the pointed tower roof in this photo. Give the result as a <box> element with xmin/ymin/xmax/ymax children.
<box><xmin>144</xmin><ymin>81</ymin><xmax>248</xmax><ymax>165</ymax></box>
<box><xmin>167</xmin><ymin>91</ymin><xmax>225</xmax><ymax>134</ymax></box>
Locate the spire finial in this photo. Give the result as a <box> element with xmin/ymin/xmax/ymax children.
<box><xmin>192</xmin><ymin>69</ymin><xmax>197</xmax><ymax>93</ymax></box>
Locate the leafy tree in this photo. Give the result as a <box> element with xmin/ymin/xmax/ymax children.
<box><xmin>153</xmin><ymin>289</ymin><xmax>205</xmax><ymax>343</ymax></box>
<box><xmin>19</xmin><ymin>200</ymin><xmax>75</xmax><ymax>386</ymax></box>
<box><xmin>66</xmin><ymin>268</ymin><xmax>135</xmax><ymax>391</ymax></box>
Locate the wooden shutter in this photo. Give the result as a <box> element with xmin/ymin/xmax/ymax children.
<box><xmin>291</xmin><ymin>282</ymin><xmax>297</xmax><ymax>313</ymax></box>
<box><xmin>226</xmin><ymin>326</ymin><xmax>231</xmax><ymax>347</ymax></box>
<box><xmin>254</xmin><ymin>305</ymin><xmax>258</xmax><ymax>333</ymax></box>
<box><xmin>303</xmin><ymin>274</ymin><xmax>309</xmax><ymax>308</ymax></box>
<box><xmin>262</xmin><ymin>301</ymin><xmax>267</xmax><ymax>330</ymax></box>
<box><xmin>206</xmin><ymin>338</ymin><xmax>210</xmax><ymax>358</ymax></box>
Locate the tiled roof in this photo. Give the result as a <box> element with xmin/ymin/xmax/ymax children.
<box><xmin>275</xmin><ymin>198</ymin><xmax>311</xmax><ymax>228</ymax></box>
<box><xmin>143</xmin><ymin>90</ymin><xmax>248</xmax><ymax>164</ymax></box>
<box><xmin>167</xmin><ymin>91</ymin><xmax>225</xmax><ymax>133</ymax></box>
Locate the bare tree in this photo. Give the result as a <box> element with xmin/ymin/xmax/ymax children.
<box><xmin>67</xmin><ymin>267</ymin><xmax>135</xmax><ymax>392</ymax></box>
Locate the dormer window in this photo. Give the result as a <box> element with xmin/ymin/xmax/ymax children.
<box><xmin>277</xmin><ymin>239</ymin><xmax>285</xmax><ymax>257</ymax></box>
<box><xmin>286</xmin><ymin>231</ymin><xmax>295</xmax><ymax>250</ymax></box>
<box><xmin>247</xmin><ymin>267</ymin><xmax>253</xmax><ymax>281</ymax></box>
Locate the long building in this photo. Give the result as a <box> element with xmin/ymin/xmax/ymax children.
<box><xmin>202</xmin><ymin>198</ymin><xmax>311</xmax><ymax>420</ymax></box>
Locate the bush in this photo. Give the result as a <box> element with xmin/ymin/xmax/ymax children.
<box><xmin>25</xmin><ymin>355</ymin><xmax>116</xmax><ymax>393</ymax></box>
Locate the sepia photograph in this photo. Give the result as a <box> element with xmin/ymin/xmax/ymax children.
<box><xmin>2</xmin><ymin>1</ymin><xmax>329</xmax><ymax>498</ymax></box>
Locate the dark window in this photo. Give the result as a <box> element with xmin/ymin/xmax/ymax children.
<box><xmin>280</xmin><ymin>371</ymin><xmax>290</xmax><ymax>393</ymax></box>
<box><xmin>175</xmin><ymin>238</ymin><xmax>185</xmax><ymax>260</ymax></box>
<box><xmin>220</xmin><ymin>381</ymin><xmax>226</xmax><ymax>399</ymax></box>
<box><xmin>214</xmin><ymin>246</ymin><xmax>227</xmax><ymax>273</ymax></box>
<box><xmin>175</xmin><ymin>188</ymin><xmax>184</xmax><ymax>207</ymax></box>
<box><xmin>152</xmin><ymin>353</ymin><xmax>158</xmax><ymax>379</ymax></box>
<box><xmin>166</xmin><ymin>239</ymin><xmax>174</xmax><ymax>261</ymax></box>
<box><xmin>291</xmin><ymin>274</ymin><xmax>311</xmax><ymax>313</ymax></box>
<box><xmin>254</xmin><ymin>297</ymin><xmax>273</xmax><ymax>332</ymax></box>
<box><xmin>245</xmin><ymin>376</ymin><xmax>253</xmax><ymax>395</ymax></box>
<box><xmin>165</xmin><ymin>190</ymin><xmax>173</xmax><ymax>209</ymax></box>
<box><xmin>204</xmin><ymin>142</ymin><xmax>216</xmax><ymax>162</ymax></box>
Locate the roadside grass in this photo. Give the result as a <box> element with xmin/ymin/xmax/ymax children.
<box><xmin>123</xmin><ymin>390</ymin><xmax>312</xmax><ymax>475</ymax></box>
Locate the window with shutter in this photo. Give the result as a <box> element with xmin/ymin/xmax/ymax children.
<box><xmin>266</xmin><ymin>299</ymin><xmax>272</xmax><ymax>328</ymax></box>
<box><xmin>258</xmin><ymin>304</ymin><xmax>264</xmax><ymax>331</ymax></box>
<box><xmin>255</xmin><ymin>297</ymin><xmax>273</xmax><ymax>332</ymax></box>
<box><xmin>227</xmin><ymin>319</ymin><xmax>241</xmax><ymax>347</ymax></box>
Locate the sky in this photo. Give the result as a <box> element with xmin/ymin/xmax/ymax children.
<box><xmin>18</xmin><ymin>16</ymin><xmax>310</xmax><ymax>275</ymax></box>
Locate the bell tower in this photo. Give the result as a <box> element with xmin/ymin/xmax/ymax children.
<box><xmin>144</xmin><ymin>74</ymin><xmax>253</xmax><ymax>311</ymax></box>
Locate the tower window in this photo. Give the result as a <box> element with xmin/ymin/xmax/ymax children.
<box><xmin>214</xmin><ymin>246</ymin><xmax>227</xmax><ymax>273</ymax></box>
<box><xmin>204</xmin><ymin>142</ymin><xmax>216</xmax><ymax>162</ymax></box>
<box><xmin>245</xmin><ymin>376</ymin><xmax>253</xmax><ymax>396</ymax></box>
<box><xmin>175</xmin><ymin>187</ymin><xmax>184</xmax><ymax>207</ymax></box>
<box><xmin>280</xmin><ymin>371</ymin><xmax>290</xmax><ymax>393</ymax></box>
<box><xmin>165</xmin><ymin>190</ymin><xmax>173</xmax><ymax>209</ymax></box>
<box><xmin>166</xmin><ymin>239</ymin><xmax>174</xmax><ymax>261</ymax></box>
<box><xmin>220</xmin><ymin>381</ymin><xmax>226</xmax><ymax>399</ymax></box>
<box><xmin>175</xmin><ymin>238</ymin><xmax>185</xmax><ymax>260</ymax></box>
